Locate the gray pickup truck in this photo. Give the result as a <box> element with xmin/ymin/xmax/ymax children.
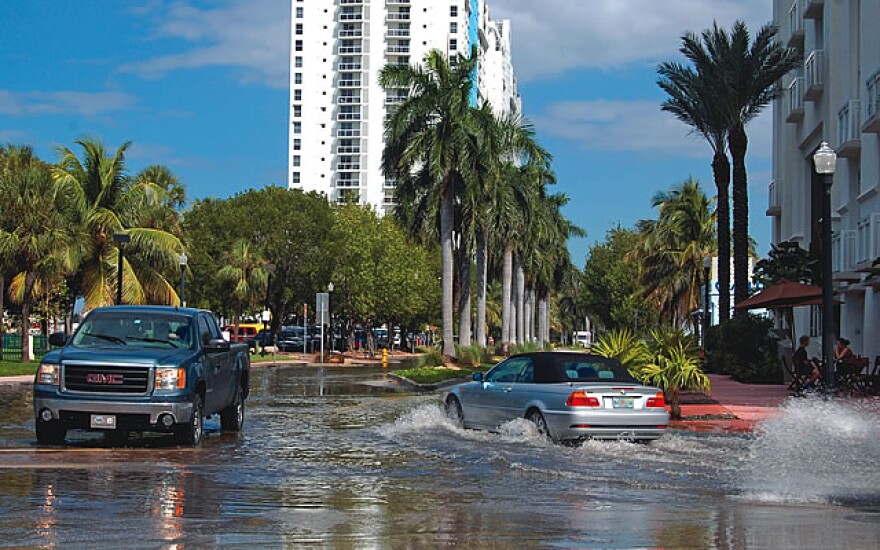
<box><xmin>34</xmin><ymin>305</ymin><xmax>250</xmax><ymax>446</ymax></box>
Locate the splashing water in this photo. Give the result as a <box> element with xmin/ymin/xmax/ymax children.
<box><xmin>738</xmin><ymin>397</ymin><xmax>880</xmax><ymax>504</ymax></box>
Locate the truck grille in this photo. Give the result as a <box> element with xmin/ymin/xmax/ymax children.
<box><xmin>63</xmin><ymin>364</ymin><xmax>150</xmax><ymax>394</ymax></box>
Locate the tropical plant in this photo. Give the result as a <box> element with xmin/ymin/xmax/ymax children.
<box><xmin>591</xmin><ymin>328</ymin><xmax>650</xmax><ymax>369</ymax></box>
<box><xmin>752</xmin><ymin>240</ymin><xmax>817</xmax><ymax>286</ymax></box>
<box><xmin>380</xmin><ymin>48</ymin><xmax>480</xmax><ymax>358</ymax></box>
<box><xmin>53</xmin><ymin>138</ymin><xmax>184</xmax><ymax>309</ymax></box>
<box><xmin>217</xmin><ymin>239</ymin><xmax>268</xmax><ymax>338</ymax></box>
<box><xmin>635</xmin><ymin>340</ymin><xmax>709</xmax><ymax>420</ymax></box>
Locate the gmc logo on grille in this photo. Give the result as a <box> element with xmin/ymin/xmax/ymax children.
<box><xmin>86</xmin><ymin>373</ymin><xmax>124</xmax><ymax>385</ymax></box>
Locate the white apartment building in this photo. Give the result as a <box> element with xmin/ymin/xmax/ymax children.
<box><xmin>771</xmin><ymin>0</ymin><xmax>880</xmax><ymax>360</ymax></box>
<box><xmin>288</xmin><ymin>0</ymin><xmax>520</xmax><ymax>214</ymax></box>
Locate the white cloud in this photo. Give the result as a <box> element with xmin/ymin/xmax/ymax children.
<box><xmin>490</xmin><ymin>0</ymin><xmax>773</xmax><ymax>82</ymax></box>
<box><xmin>0</xmin><ymin>90</ymin><xmax>135</xmax><ymax>117</ymax></box>
<box><xmin>121</xmin><ymin>0</ymin><xmax>290</xmax><ymax>88</ymax></box>
<box><xmin>533</xmin><ymin>99</ymin><xmax>772</xmax><ymax>160</ymax></box>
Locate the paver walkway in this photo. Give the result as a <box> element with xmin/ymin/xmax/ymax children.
<box><xmin>672</xmin><ymin>374</ymin><xmax>789</xmax><ymax>433</ymax></box>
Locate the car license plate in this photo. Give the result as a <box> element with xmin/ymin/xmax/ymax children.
<box><xmin>90</xmin><ymin>414</ymin><xmax>117</xmax><ymax>429</ymax></box>
<box><xmin>612</xmin><ymin>397</ymin><xmax>634</xmax><ymax>409</ymax></box>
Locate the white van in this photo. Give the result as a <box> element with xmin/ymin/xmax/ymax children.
<box><xmin>573</xmin><ymin>330</ymin><xmax>592</xmax><ymax>348</ymax></box>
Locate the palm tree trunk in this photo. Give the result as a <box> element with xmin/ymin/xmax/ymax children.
<box><xmin>528</xmin><ymin>288</ymin><xmax>536</xmax><ymax>343</ymax></box>
<box><xmin>0</xmin><ymin>276</ymin><xmax>4</xmax><ymax>359</ymax></box>
<box><xmin>523</xmin><ymin>289</ymin><xmax>532</xmax><ymax>343</ymax></box>
<box><xmin>537</xmin><ymin>294</ymin><xmax>547</xmax><ymax>347</ymax></box>
<box><xmin>475</xmin><ymin>228</ymin><xmax>488</xmax><ymax>348</ymax></box>
<box><xmin>729</xmin><ymin>124</ymin><xmax>749</xmax><ymax>315</ymax></box>
<box><xmin>712</xmin><ymin>149</ymin><xmax>732</xmax><ymax>324</ymax></box>
<box><xmin>458</xmin><ymin>254</ymin><xmax>472</xmax><ymax>347</ymax></box>
<box><xmin>515</xmin><ymin>261</ymin><xmax>525</xmax><ymax>345</ymax></box>
<box><xmin>501</xmin><ymin>243</ymin><xmax>513</xmax><ymax>350</ymax></box>
<box><xmin>21</xmin><ymin>272</ymin><xmax>36</xmax><ymax>363</ymax></box>
<box><xmin>440</xmin><ymin>184</ymin><xmax>456</xmax><ymax>358</ymax></box>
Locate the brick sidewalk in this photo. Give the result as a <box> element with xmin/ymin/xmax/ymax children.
<box><xmin>671</xmin><ymin>374</ymin><xmax>788</xmax><ymax>433</ymax></box>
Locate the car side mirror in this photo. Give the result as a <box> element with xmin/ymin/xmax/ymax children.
<box><xmin>49</xmin><ymin>332</ymin><xmax>68</xmax><ymax>347</ymax></box>
<box><xmin>204</xmin><ymin>338</ymin><xmax>230</xmax><ymax>353</ymax></box>
<box><xmin>472</xmin><ymin>372</ymin><xmax>483</xmax><ymax>382</ymax></box>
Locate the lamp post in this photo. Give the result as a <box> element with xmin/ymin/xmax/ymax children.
<box><xmin>113</xmin><ymin>233</ymin><xmax>131</xmax><ymax>305</ymax></box>
<box><xmin>178</xmin><ymin>252</ymin><xmax>188</xmax><ymax>307</ymax></box>
<box><xmin>813</xmin><ymin>141</ymin><xmax>837</xmax><ymax>396</ymax></box>
<box><xmin>327</xmin><ymin>282</ymin><xmax>334</xmax><ymax>353</ymax></box>
<box><xmin>703</xmin><ymin>255</ymin><xmax>712</xmax><ymax>353</ymax></box>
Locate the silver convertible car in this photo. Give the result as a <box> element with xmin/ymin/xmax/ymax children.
<box><xmin>444</xmin><ymin>352</ymin><xmax>669</xmax><ymax>442</ymax></box>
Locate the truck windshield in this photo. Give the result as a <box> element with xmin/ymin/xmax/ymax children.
<box><xmin>72</xmin><ymin>312</ymin><xmax>194</xmax><ymax>349</ymax></box>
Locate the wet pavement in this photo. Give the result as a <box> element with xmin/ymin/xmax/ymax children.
<box><xmin>1</xmin><ymin>366</ymin><xmax>879</xmax><ymax>548</ymax></box>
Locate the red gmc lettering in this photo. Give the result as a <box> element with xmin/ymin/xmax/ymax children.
<box><xmin>86</xmin><ymin>374</ymin><xmax>124</xmax><ymax>385</ymax></box>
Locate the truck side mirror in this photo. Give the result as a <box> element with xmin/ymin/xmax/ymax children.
<box><xmin>49</xmin><ymin>332</ymin><xmax>68</xmax><ymax>347</ymax></box>
<box><xmin>204</xmin><ymin>338</ymin><xmax>230</xmax><ymax>353</ymax></box>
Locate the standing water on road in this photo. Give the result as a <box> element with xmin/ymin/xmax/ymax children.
<box><xmin>0</xmin><ymin>366</ymin><xmax>878</xmax><ymax>548</ymax></box>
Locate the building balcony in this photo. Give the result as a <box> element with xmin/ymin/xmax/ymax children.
<box><xmin>386</xmin><ymin>45</ymin><xmax>410</xmax><ymax>54</ymax></box>
<box><xmin>336</xmin><ymin>162</ymin><xmax>362</xmax><ymax>170</ymax></box>
<box><xmin>856</xmin><ymin>213</ymin><xmax>880</xmax><ymax>267</ymax></box>
<box><xmin>339</xmin><ymin>0</ymin><xmax>363</xmax><ymax>5</ymax></box>
<box><xmin>337</xmin><ymin>62</ymin><xmax>362</xmax><ymax>71</ymax></box>
<box><xmin>787</xmin><ymin>0</ymin><xmax>805</xmax><ymax>49</ymax></box>
<box><xmin>803</xmin><ymin>0</ymin><xmax>823</xmax><ymax>19</ymax></box>
<box><xmin>864</xmin><ymin>71</ymin><xmax>880</xmax><ymax>134</ymax></box>
<box><xmin>837</xmin><ymin>100</ymin><xmax>861</xmax><ymax>158</ymax></box>
<box><xmin>337</xmin><ymin>95</ymin><xmax>362</xmax><ymax>104</ymax></box>
<box><xmin>386</xmin><ymin>12</ymin><xmax>410</xmax><ymax>21</ymax></box>
<box><xmin>338</xmin><ymin>29</ymin><xmax>363</xmax><ymax>38</ymax></box>
<box><xmin>336</xmin><ymin>128</ymin><xmax>361</xmax><ymax>138</ymax></box>
<box><xmin>386</xmin><ymin>28</ymin><xmax>410</xmax><ymax>38</ymax></box>
<box><xmin>767</xmin><ymin>180</ymin><xmax>781</xmax><ymax>217</ymax></box>
<box><xmin>338</xmin><ymin>46</ymin><xmax>363</xmax><ymax>54</ymax></box>
<box><xmin>335</xmin><ymin>177</ymin><xmax>361</xmax><ymax>188</ymax></box>
<box><xmin>337</xmin><ymin>112</ymin><xmax>361</xmax><ymax>121</ymax></box>
<box><xmin>384</xmin><ymin>178</ymin><xmax>398</xmax><ymax>189</ymax></box>
<box><xmin>804</xmin><ymin>50</ymin><xmax>824</xmax><ymax>101</ymax></box>
<box><xmin>336</xmin><ymin>145</ymin><xmax>361</xmax><ymax>154</ymax></box>
<box><xmin>339</xmin><ymin>12</ymin><xmax>363</xmax><ymax>21</ymax></box>
<box><xmin>337</xmin><ymin>79</ymin><xmax>362</xmax><ymax>88</ymax></box>
<box><xmin>386</xmin><ymin>0</ymin><xmax>410</xmax><ymax>4</ymax></box>
<box><xmin>336</xmin><ymin>189</ymin><xmax>361</xmax><ymax>204</ymax></box>
<box><xmin>832</xmin><ymin>230</ymin><xmax>857</xmax><ymax>274</ymax></box>
<box><xmin>385</xmin><ymin>95</ymin><xmax>406</xmax><ymax>105</ymax></box>
<box><xmin>786</xmin><ymin>77</ymin><xmax>805</xmax><ymax>122</ymax></box>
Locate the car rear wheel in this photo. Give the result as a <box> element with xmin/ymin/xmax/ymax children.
<box><xmin>35</xmin><ymin>419</ymin><xmax>66</xmax><ymax>445</ymax></box>
<box><xmin>526</xmin><ymin>409</ymin><xmax>551</xmax><ymax>440</ymax></box>
<box><xmin>444</xmin><ymin>396</ymin><xmax>464</xmax><ymax>428</ymax></box>
<box><xmin>220</xmin><ymin>384</ymin><xmax>246</xmax><ymax>431</ymax></box>
<box><xmin>176</xmin><ymin>394</ymin><xmax>204</xmax><ymax>446</ymax></box>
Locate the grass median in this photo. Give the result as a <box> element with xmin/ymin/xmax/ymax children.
<box><xmin>0</xmin><ymin>360</ymin><xmax>39</xmax><ymax>377</ymax></box>
<box><xmin>395</xmin><ymin>365</ymin><xmax>486</xmax><ymax>385</ymax></box>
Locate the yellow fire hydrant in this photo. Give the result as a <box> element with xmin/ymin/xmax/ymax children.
<box><xmin>382</xmin><ymin>348</ymin><xmax>388</xmax><ymax>368</ymax></box>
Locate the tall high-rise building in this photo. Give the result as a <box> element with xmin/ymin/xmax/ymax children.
<box><xmin>771</xmin><ymin>0</ymin><xmax>880</xmax><ymax>359</ymax></box>
<box><xmin>288</xmin><ymin>0</ymin><xmax>520</xmax><ymax>215</ymax></box>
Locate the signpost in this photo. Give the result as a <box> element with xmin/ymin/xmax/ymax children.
<box><xmin>316</xmin><ymin>293</ymin><xmax>329</xmax><ymax>363</ymax></box>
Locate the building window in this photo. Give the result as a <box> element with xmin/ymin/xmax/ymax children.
<box><xmin>293</xmin><ymin>155</ymin><xmax>301</xmax><ymax>167</ymax></box>
<box><xmin>293</xmin><ymin>139</ymin><xmax>301</xmax><ymax>150</ymax></box>
<box><xmin>295</xmin><ymin>73</ymin><xmax>302</xmax><ymax>84</ymax></box>
<box><xmin>296</xmin><ymin>6</ymin><xmax>303</xmax><ymax>18</ymax></box>
<box><xmin>295</xmin><ymin>23</ymin><xmax>303</xmax><ymax>35</ymax></box>
<box><xmin>292</xmin><ymin>172</ymin><xmax>301</xmax><ymax>184</ymax></box>
<box><xmin>293</xmin><ymin>122</ymin><xmax>301</xmax><ymax>134</ymax></box>
<box><xmin>450</xmin><ymin>22</ymin><xmax>457</xmax><ymax>34</ymax></box>
<box><xmin>295</xmin><ymin>40</ymin><xmax>303</xmax><ymax>52</ymax></box>
<box><xmin>450</xmin><ymin>5</ymin><xmax>458</xmax><ymax>17</ymax></box>
<box><xmin>293</xmin><ymin>105</ymin><xmax>301</xmax><ymax>117</ymax></box>
<box><xmin>449</xmin><ymin>39</ymin><xmax>457</xmax><ymax>51</ymax></box>
<box><xmin>295</xmin><ymin>56</ymin><xmax>303</xmax><ymax>68</ymax></box>
<box><xmin>294</xmin><ymin>89</ymin><xmax>302</xmax><ymax>101</ymax></box>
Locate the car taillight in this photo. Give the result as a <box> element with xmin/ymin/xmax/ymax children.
<box><xmin>646</xmin><ymin>392</ymin><xmax>666</xmax><ymax>408</ymax></box>
<box><xmin>566</xmin><ymin>391</ymin><xmax>600</xmax><ymax>407</ymax></box>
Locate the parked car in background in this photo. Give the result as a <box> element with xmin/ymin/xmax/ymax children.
<box><xmin>277</xmin><ymin>326</ymin><xmax>320</xmax><ymax>353</ymax></box>
<box><xmin>246</xmin><ymin>329</ymin><xmax>274</xmax><ymax>350</ymax></box>
<box><xmin>444</xmin><ymin>352</ymin><xmax>668</xmax><ymax>443</ymax></box>
<box><xmin>222</xmin><ymin>323</ymin><xmax>262</xmax><ymax>345</ymax></box>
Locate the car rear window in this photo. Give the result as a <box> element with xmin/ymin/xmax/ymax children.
<box><xmin>558</xmin><ymin>359</ymin><xmax>636</xmax><ymax>383</ymax></box>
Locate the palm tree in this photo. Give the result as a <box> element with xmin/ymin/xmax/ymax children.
<box><xmin>53</xmin><ymin>138</ymin><xmax>184</xmax><ymax>309</ymax></box>
<box><xmin>135</xmin><ymin>164</ymin><xmax>187</xmax><ymax>210</ymax></box>
<box><xmin>633</xmin><ymin>178</ymin><xmax>716</xmax><ymax>330</ymax></box>
<box><xmin>0</xmin><ymin>163</ymin><xmax>81</xmax><ymax>362</ymax></box>
<box><xmin>658</xmin><ymin>39</ymin><xmax>731</xmax><ymax>324</ymax></box>
<box><xmin>217</xmin><ymin>240</ymin><xmax>268</xmax><ymax>338</ymax></box>
<box><xmin>380</xmin><ymin>48</ymin><xmax>479</xmax><ymax>358</ymax></box>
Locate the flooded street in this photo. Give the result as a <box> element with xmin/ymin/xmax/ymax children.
<box><xmin>1</xmin><ymin>366</ymin><xmax>879</xmax><ymax>548</ymax></box>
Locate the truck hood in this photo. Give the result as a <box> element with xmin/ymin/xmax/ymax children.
<box><xmin>55</xmin><ymin>346</ymin><xmax>196</xmax><ymax>366</ymax></box>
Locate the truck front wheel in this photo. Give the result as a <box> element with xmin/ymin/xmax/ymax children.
<box><xmin>176</xmin><ymin>394</ymin><xmax>204</xmax><ymax>446</ymax></box>
<box><xmin>35</xmin><ymin>419</ymin><xmax>66</xmax><ymax>445</ymax></box>
<box><xmin>220</xmin><ymin>384</ymin><xmax>245</xmax><ymax>431</ymax></box>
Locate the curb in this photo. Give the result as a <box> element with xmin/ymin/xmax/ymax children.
<box><xmin>385</xmin><ymin>373</ymin><xmax>466</xmax><ymax>392</ymax></box>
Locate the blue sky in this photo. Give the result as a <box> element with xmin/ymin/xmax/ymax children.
<box><xmin>0</xmin><ymin>0</ymin><xmax>774</xmax><ymax>267</ymax></box>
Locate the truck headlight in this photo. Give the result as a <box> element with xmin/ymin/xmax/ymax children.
<box><xmin>155</xmin><ymin>367</ymin><xmax>186</xmax><ymax>391</ymax></box>
<box><xmin>37</xmin><ymin>363</ymin><xmax>60</xmax><ymax>386</ymax></box>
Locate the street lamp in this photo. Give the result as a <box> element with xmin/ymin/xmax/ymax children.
<box><xmin>113</xmin><ymin>233</ymin><xmax>131</xmax><ymax>305</ymax></box>
<box><xmin>813</xmin><ymin>141</ymin><xmax>837</xmax><ymax>395</ymax></box>
<box><xmin>178</xmin><ymin>252</ymin><xmax>188</xmax><ymax>307</ymax></box>
<box><xmin>703</xmin><ymin>255</ymin><xmax>712</xmax><ymax>353</ymax></box>
<box><xmin>327</xmin><ymin>282</ymin><xmax>334</xmax><ymax>353</ymax></box>
<box><xmin>261</xmin><ymin>263</ymin><xmax>276</xmax><ymax>355</ymax></box>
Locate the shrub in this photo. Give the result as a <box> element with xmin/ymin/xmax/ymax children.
<box><xmin>706</xmin><ymin>314</ymin><xmax>781</xmax><ymax>384</ymax></box>
<box><xmin>591</xmin><ymin>328</ymin><xmax>650</xmax><ymax>369</ymax></box>
<box><xmin>508</xmin><ymin>341</ymin><xmax>541</xmax><ymax>355</ymax></box>
<box><xmin>416</xmin><ymin>348</ymin><xmax>445</xmax><ymax>368</ymax></box>
<box><xmin>455</xmin><ymin>344</ymin><xmax>488</xmax><ymax>367</ymax></box>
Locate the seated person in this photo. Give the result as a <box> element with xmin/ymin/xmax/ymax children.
<box><xmin>793</xmin><ymin>335</ymin><xmax>821</xmax><ymax>388</ymax></box>
<box><xmin>834</xmin><ymin>337</ymin><xmax>855</xmax><ymax>365</ymax></box>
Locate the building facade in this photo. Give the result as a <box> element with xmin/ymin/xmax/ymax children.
<box><xmin>288</xmin><ymin>0</ymin><xmax>520</xmax><ymax>215</ymax></box>
<box><xmin>771</xmin><ymin>0</ymin><xmax>880</xmax><ymax>359</ymax></box>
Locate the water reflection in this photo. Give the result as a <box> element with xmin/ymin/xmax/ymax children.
<box><xmin>0</xmin><ymin>366</ymin><xmax>878</xmax><ymax>547</ymax></box>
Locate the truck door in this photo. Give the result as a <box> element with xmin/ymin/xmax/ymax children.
<box><xmin>206</xmin><ymin>313</ymin><xmax>233</xmax><ymax>409</ymax></box>
<box><xmin>198</xmin><ymin>314</ymin><xmax>224</xmax><ymax>414</ymax></box>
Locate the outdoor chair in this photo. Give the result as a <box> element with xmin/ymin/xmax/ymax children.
<box><xmin>836</xmin><ymin>356</ymin><xmax>868</xmax><ymax>395</ymax></box>
<box><xmin>781</xmin><ymin>353</ymin><xmax>810</xmax><ymax>394</ymax></box>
